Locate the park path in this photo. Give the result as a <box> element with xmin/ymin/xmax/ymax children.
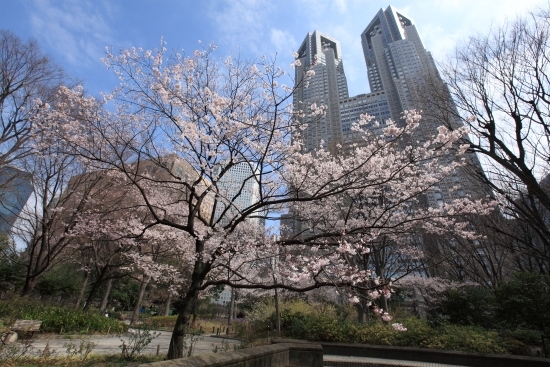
<box><xmin>27</xmin><ymin>331</ymin><xmax>241</xmax><ymax>357</ymax></box>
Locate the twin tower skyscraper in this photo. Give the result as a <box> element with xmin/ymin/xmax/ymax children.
<box><xmin>294</xmin><ymin>5</ymin><xmax>439</xmax><ymax>149</ymax></box>
<box><xmin>293</xmin><ymin>5</ymin><xmax>484</xmax><ymax>207</ymax></box>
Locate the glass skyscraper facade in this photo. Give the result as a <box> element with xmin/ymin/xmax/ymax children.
<box><xmin>0</xmin><ymin>166</ymin><xmax>33</xmax><ymax>233</ymax></box>
<box><xmin>293</xmin><ymin>5</ymin><xmax>487</xmax><ymax>208</ymax></box>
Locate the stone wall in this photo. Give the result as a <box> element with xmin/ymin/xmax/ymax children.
<box><xmin>273</xmin><ymin>339</ymin><xmax>550</xmax><ymax>367</ymax></box>
<box><xmin>139</xmin><ymin>343</ymin><xmax>323</xmax><ymax>367</ymax></box>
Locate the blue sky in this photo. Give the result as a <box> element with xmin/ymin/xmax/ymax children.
<box><xmin>2</xmin><ymin>0</ymin><xmax>547</xmax><ymax>98</ymax></box>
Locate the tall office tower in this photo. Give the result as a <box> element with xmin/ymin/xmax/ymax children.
<box><xmin>213</xmin><ymin>162</ymin><xmax>263</xmax><ymax>228</ymax></box>
<box><xmin>294</xmin><ymin>31</ymin><xmax>349</xmax><ymax>152</ymax></box>
<box><xmin>361</xmin><ymin>5</ymin><xmax>439</xmax><ymax>123</ymax></box>
<box><xmin>289</xmin><ymin>31</ymin><xmax>393</xmax><ymax>240</ymax></box>
<box><xmin>294</xmin><ymin>31</ymin><xmax>394</xmax><ymax>151</ymax></box>
<box><xmin>340</xmin><ymin>92</ymin><xmax>391</xmax><ymax>140</ymax></box>
<box><xmin>361</xmin><ymin>6</ymin><xmax>488</xmax><ymax>207</ymax></box>
<box><xmin>0</xmin><ymin>166</ymin><xmax>33</xmax><ymax>233</ymax></box>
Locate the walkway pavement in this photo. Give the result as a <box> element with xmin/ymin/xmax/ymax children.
<box><xmin>27</xmin><ymin>331</ymin><xmax>241</xmax><ymax>357</ymax></box>
<box><xmin>324</xmin><ymin>355</ymin><xmax>471</xmax><ymax>367</ymax></box>
<box><xmin>23</xmin><ymin>335</ymin><xmax>474</xmax><ymax>366</ymax></box>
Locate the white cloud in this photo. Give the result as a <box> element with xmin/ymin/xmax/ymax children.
<box><xmin>28</xmin><ymin>0</ymin><xmax>114</xmax><ymax>68</ymax></box>
<box><xmin>208</xmin><ymin>0</ymin><xmax>275</xmax><ymax>55</ymax></box>
<box><xmin>270</xmin><ymin>28</ymin><xmax>297</xmax><ymax>54</ymax></box>
<box><xmin>334</xmin><ymin>0</ymin><xmax>347</xmax><ymax>13</ymax></box>
<box><xmin>411</xmin><ymin>0</ymin><xmax>548</xmax><ymax>62</ymax></box>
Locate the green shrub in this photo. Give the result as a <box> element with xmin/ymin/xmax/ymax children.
<box><xmin>239</xmin><ymin>298</ymin><xmax>537</xmax><ymax>356</ymax></box>
<box><xmin>273</xmin><ymin>307</ymin><xmax>515</xmax><ymax>355</ymax></box>
<box><xmin>495</xmin><ymin>272</ymin><xmax>550</xmax><ymax>335</ymax></box>
<box><xmin>425</xmin><ymin>324</ymin><xmax>507</xmax><ymax>354</ymax></box>
<box><xmin>355</xmin><ymin>323</ymin><xmax>397</xmax><ymax>345</ymax></box>
<box><xmin>37</xmin><ymin>308</ymin><xmax>126</xmax><ymax>333</ymax></box>
<box><xmin>435</xmin><ymin>286</ymin><xmax>497</xmax><ymax>328</ymax></box>
<box><xmin>394</xmin><ymin>317</ymin><xmax>435</xmax><ymax>347</ymax></box>
<box><xmin>501</xmin><ymin>338</ymin><xmax>532</xmax><ymax>355</ymax></box>
<box><xmin>0</xmin><ymin>297</ymin><xmax>127</xmax><ymax>334</ymax></box>
<box><xmin>147</xmin><ymin>315</ymin><xmax>177</xmax><ymax>328</ymax></box>
<box><xmin>302</xmin><ymin>315</ymin><xmax>357</xmax><ymax>342</ymax></box>
<box><xmin>506</xmin><ymin>329</ymin><xmax>542</xmax><ymax>345</ymax></box>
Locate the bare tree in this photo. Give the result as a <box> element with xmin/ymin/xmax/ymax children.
<box><xmin>423</xmin><ymin>213</ymin><xmax>520</xmax><ymax>287</ymax></box>
<box><xmin>0</xmin><ymin>30</ymin><xmax>65</xmax><ymax>168</ymax></box>
<box><xmin>429</xmin><ymin>10</ymin><xmax>550</xmax><ymax>272</ymax></box>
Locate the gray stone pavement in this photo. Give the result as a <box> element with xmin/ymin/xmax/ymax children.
<box><xmin>324</xmin><ymin>355</ymin><xmax>470</xmax><ymax>367</ymax></box>
<box><xmin>24</xmin><ymin>331</ymin><xmax>242</xmax><ymax>357</ymax></box>
<box><xmin>19</xmin><ymin>336</ymin><xmax>475</xmax><ymax>366</ymax></box>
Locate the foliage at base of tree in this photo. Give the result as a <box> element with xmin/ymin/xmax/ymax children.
<box><xmin>432</xmin><ymin>286</ymin><xmax>497</xmax><ymax>329</ymax></box>
<box><xmin>244</xmin><ymin>298</ymin><xmax>540</xmax><ymax>356</ymax></box>
<box><xmin>34</xmin><ymin>264</ymin><xmax>84</xmax><ymax>303</ymax></box>
<box><xmin>495</xmin><ymin>272</ymin><xmax>550</xmax><ymax>335</ymax></box>
<box><xmin>431</xmin><ymin>273</ymin><xmax>550</xmax><ymax>337</ymax></box>
<box><xmin>0</xmin><ymin>297</ymin><xmax>127</xmax><ymax>334</ymax></box>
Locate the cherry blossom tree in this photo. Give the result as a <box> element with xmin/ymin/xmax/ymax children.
<box><xmin>36</xmin><ymin>43</ymin><xmax>496</xmax><ymax>359</ymax></box>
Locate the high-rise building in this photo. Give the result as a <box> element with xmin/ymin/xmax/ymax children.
<box><xmin>361</xmin><ymin>5</ymin><xmax>439</xmax><ymax>122</ymax></box>
<box><xmin>294</xmin><ymin>31</ymin><xmax>392</xmax><ymax>151</ymax></box>
<box><xmin>292</xmin><ymin>6</ymin><xmax>487</xmax><ymax>208</ymax></box>
<box><xmin>0</xmin><ymin>166</ymin><xmax>33</xmax><ymax>233</ymax></box>
<box><xmin>213</xmin><ymin>162</ymin><xmax>264</xmax><ymax>228</ymax></box>
<box><xmin>361</xmin><ymin>6</ymin><xmax>488</xmax><ymax>206</ymax></box>
<box><xmin>294</xmin><ymin>31</ymin><xmax>348</xmax><ymax>152</ymax></box>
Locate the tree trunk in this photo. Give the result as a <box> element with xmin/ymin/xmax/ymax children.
<box><xmin>130</xmin><ymin>275</ymin><xmax>150</xmax><ymax>326</ymax></box>
<box><xmin>75</xmin><ymin>270</ymin><xmax>89</xmax><ymax>309</ymax></box>
<box><xmin>167</xmin><ymin>240</ymin><xmax>209</xmax><ymax>360</ymax></box>
<box><xmin>164</xmin><ymin>292</ymin><xmax>172</xmax><ymax>316</ymax></box>
<box><xmin>380</xmin><ymin>290</ymin><xmax>388</xmax><ymax>312</ymax></box>
<box><xmin>356</xmin><ymin>302</ymin><xmax>367</xmax><ymax>323</ymax></box>
<box><xmin>274</xmin><ymin>287</ymin><xmax>281</xmax><ymax>336</ymax></box>
<box><xmin>191</xmin><ymin>298</ymin><xmax>198</xmax><ymax>327</ymax></box>
<box><xmin>99</xmin><ymin>277</ymin><xmax>113</xmax><ymax>314</ymax></box>
<box><xmin>83</xmin><ymin>267</ymin><xmax>108</xmax><ymax>312</ymax></box>
<box><xmin>167</xmin><ymin>291</ymin><xmax>197</xmax><ymax>359</ymax></box>
<box><xmin>20</xmin><ymin>275</ymin><xmax>39</xmax><ymax>296</ymax></box>
<box><xmin>228</xmin><ymin>287</ymin><xmax>235</xmax><ymax>325</ymax></box>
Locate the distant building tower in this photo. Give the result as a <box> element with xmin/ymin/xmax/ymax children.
<box><xmin>361</xmin><ymin>6</ymin><xmax>488</xmax><ymax>206</ymax></box>
<box><xmin>0</xmin><ymin>167</ymin><xmax>33</xmax><ymax>233</ymax></box>
<box><xmin>294</xmin><ymin>31</ymin><xmax>349</xmax><ymax>152</ymax></box>
<box><xmin>361</xmin><ymin>5</ymin><xmax>439</xmax><ymax>122</ymax></box>
<box><xmin>213</xmin><ymin>162</ymin><xmax>263</xmax><ymax>229</ymax></box>
<box><xmin>289</xmin><ymin>6</ymin><xmax>488</xmax><ymax>217</ymax></box>
<box><xmin>294</xmin><ymin>31</ymin><xmax>393</xmax><ymax>152</ymax></box>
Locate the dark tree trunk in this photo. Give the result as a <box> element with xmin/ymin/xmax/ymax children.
<box><xmin>75</xmin><ymin>270</ymin><xmax>89</xmax><ymax>309</ymax></box>
<box><xmin>164</xmin><ymin>292</ymin><xmax>172</xmax><ymax>316</ymax></box>
<box><xmin>83</xmin><ymin>267</ymin><xmax>109</xmax><ymax>311</ymax></box>
<box><xmin>167</xmin><ymin>291</ymin><xmax>198</xmax><ymax>359</ymax></box>
<box><xmin>228</xmin><ymin>287</ymin><xmax>235</xmax><ymax>325</ymax></box>
<box><xmin>130</xmin><ymin>275</ymin><xmax>151</xmax><ymax>326</ymax></box>
<box><xmin>99</xmin><ymin>277</ymin><xmax>113</xmax><ymax>314</ymax></box>
<box><xmin>274</xmin><ymin>287</ymin><xmax>281</xmax><ymax>336</ymax></box>
<box><xmin>191</xmin><ymin>298</ymin><xmax>198</xmax><ymax>327</ymax></box>
<box><xmin>20</xmin><ymin>276</ymin><xmax>39</xmax><ymax>296</ymax></box>
<box><xmin>356</xmin><ymin>302</ymin><xmax>367</xmax><ymax>323</ymax></box>
<box><xmin>167</xmin><ymin>239</ymin><xmax>209</xmax><ymax>360</ymax></box>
